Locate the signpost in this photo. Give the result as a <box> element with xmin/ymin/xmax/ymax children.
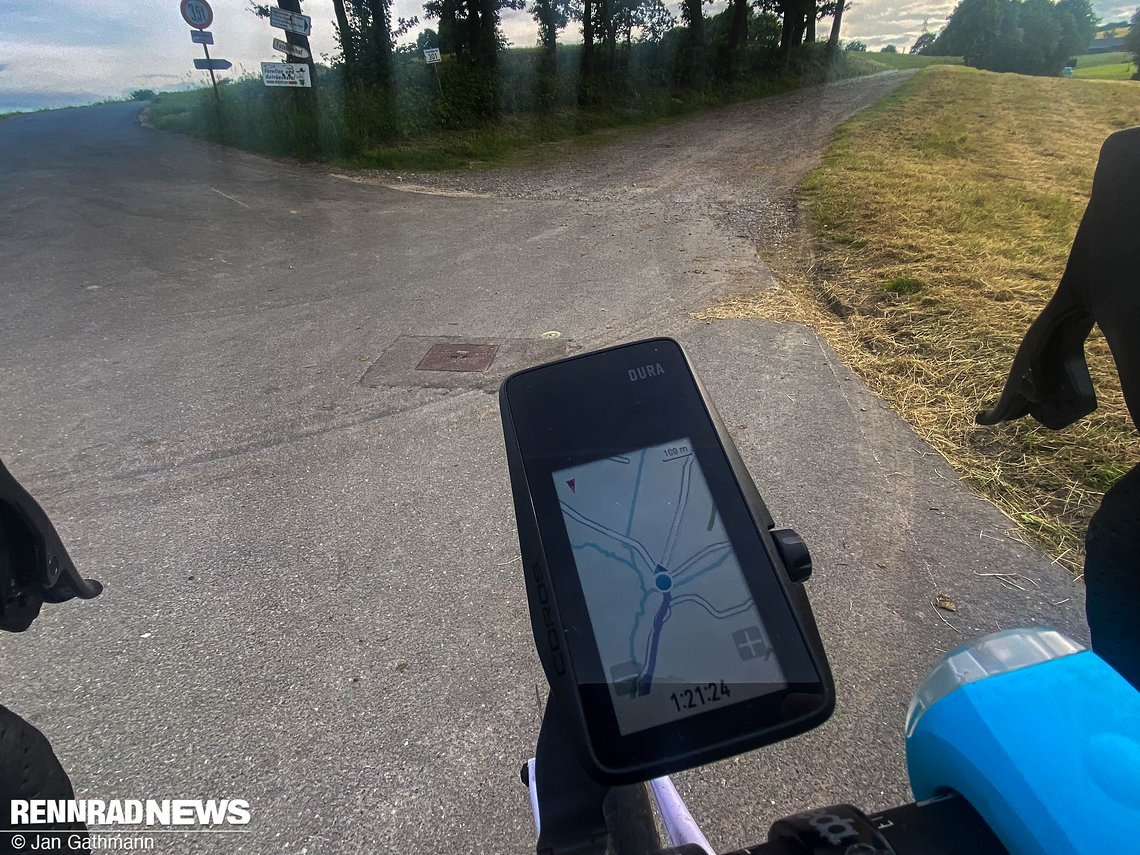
<box><xmin>423</xmin><ymin>48</ymin><xmax>443</xmax><ymax>95</ymax></box>
<box><xmin>182</xmin><ymin>0</ymin><xmax>226</xmax><ymax>109</ymax></box>
<box><xmin>264</xmin><ymin>2</ymin><xmax>316</xmax><ymax>92</ymax></box>
<box><xmin>180</xmin><ymin>0</ymin><xmax>213</xmax><ymax>29</ymax></box>
<box><xmin>272</xmin><ymin>37</ymin><xmax>310</xmax><ymax>60</ymax></box>
<box><xmin>261</xmin><ymin>62</ymin><xmax>312</xmax><ymax>88</ymax></box>
<box><xmin>268</xmin><ymin>7</ymin><xmax>312</xmax><ymax>36</ymax></box>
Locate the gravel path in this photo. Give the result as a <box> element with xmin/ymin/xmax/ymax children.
<box><xmin>337</xmin><ymin>71</ymin><xmax>915</xmax><ymax>259</ymax></box>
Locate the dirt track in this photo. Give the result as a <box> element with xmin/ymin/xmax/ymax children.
<box><xmin>346</xmin><ymin>70</ymin><xmax>915</xmax><ymax>260</ymax></box>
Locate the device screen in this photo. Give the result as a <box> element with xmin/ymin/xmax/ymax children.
<box><xmin>554</xmin><ymin>437</ymin><xmax>786</xmax><ymax>735</ymax></box>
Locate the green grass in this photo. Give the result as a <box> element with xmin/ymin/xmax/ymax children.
<box><xmin>339</xmin><ymin>110</ymin><xmax>680</xmax><ymax>170</ymax></box>
<box><xmin>1072</xmin><ymin>51</ymin><xmax>1137</xmax><ymax>80</ymax></box>
<box><xmin>701</xmin><ymin>65</ymin><xmax>1140</xmax><ymax>570</ymax></box>
<box><xmin>1074</xmin><ymin>62</ymin><xmax>1135</xmax><ymax>79</ymax></box>
<box><xmin>1074</xmin><ymin>51</ymin><xmax>1132</xmax><ymax>68</ymax></box>
<box><xmin>882</xmin><ymin>275</ymin><xmax>924</xmax><ymax>294</ymax></box>
<box><xmin>860</xmin><ymin>52</ymin><xmax>965</xmax><ymax>71</ymax></box>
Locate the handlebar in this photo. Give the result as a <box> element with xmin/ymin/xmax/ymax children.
<box><xmin>658</xmin><ymin>793</ymin><xmax>1007</xmax><ymax>855</ymax></box>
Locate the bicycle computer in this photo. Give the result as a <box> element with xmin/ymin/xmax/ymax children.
<box><xmin>500</xmin><ymin>338</ymin><xmax>834</xmax><ymax>784</ymax></box>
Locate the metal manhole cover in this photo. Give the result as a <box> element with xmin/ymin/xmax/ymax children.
<box><xmin>416</xmin><ymin>343</ymin><xmax>499</xmax><ymax>372</ymax></box>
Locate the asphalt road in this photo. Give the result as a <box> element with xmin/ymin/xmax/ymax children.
<box><xmin>0</xmin><ymin>83</ymin><xmax>1086</xmax><ymax>855</ymax></box>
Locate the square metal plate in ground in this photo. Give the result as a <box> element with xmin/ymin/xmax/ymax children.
<box><xmin>362</xmin><ymin>336</ymin><xmax>576</xmax><ymax>392</ymax></box>
<box><xmin>416</xmin><ymin>343</ymin><xmax>499</xmax><ymax>373</ymax></box>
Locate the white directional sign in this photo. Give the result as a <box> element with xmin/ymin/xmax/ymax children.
<box><xmin>273</xmin><ymin>37</ymin><xmax>311</xmax><ymax>59</ymax></box>
<box><xmin>190</xmin><ymin>29</ymin><xmax>214</xmax><ymax>44</ymax></box>
<box><xmin>180</xmin><ymin>0</ymin><xmax>213</xmax><ymax>29</ymax></box>
<box><xmin>261</xmin><ymin>61</ymin><xmax>312</xmax><ymax>88</ymax></box>
<box><xmin>269</xmin><ymin>7</ymin><xmax>312</xmax><ymax>36</ymax></box>
<box><xmin>423</xmin><ymin>47</ymin><xmax>442</xmax><ymax>64</ymax></box>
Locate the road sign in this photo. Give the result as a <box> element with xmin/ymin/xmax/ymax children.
<box><xmin>269</xmin><ymin>7</ymin><xmax>312</xmax><ymax>36</ymax></box>
<box><xmin>423</xmin><ymin>47</ymin><xmax>442</xmax><ymax>64</ymax></box>
<box><xmin>273</xmin><ymin>37</ymin><xmax>310</xmax><ymax>59</ymax></box>
<box><xmin>180</xmin><ymin>0</ymin><xmax>213</xmax><ymax>30</ymax></box>
<box><xmin>190</xmin><ymin>29</ymin><xmax>214</xmax><ymax>44</ymax></box>
<box><xmin>261</xmin><ymin>61</ymin><xmax>311</xmax><ymax>88</ymax></box>
<box><xmin>194</xmin><ymin>58</ymin><xmax>232</xmax><ymax>70</ymax></box>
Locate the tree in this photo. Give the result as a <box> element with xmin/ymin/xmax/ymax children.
<box><xmin>932</xmin><ymin>0</ymin><xmax>1013</xmax><ymax>68</ymax></box>
<box><xmin>880</xmin><ymin>43</ymin><xmax>898</xmax><ymax>51</ymax></box>
<box><xmin>531</xmin><ymin>0</ymin><xmax>573</xmax><ymax>54</ymax></box>
<box><xmin>1052</xmin><ymin>0</ymin><xmax>1098</xmax><ymax>69</ymax></box>
<box><xmin>726</xmin><ymin>0</ymin><xmax>750</xmax><ymax>77</ymax></box>
<box><xmin>751</xmin><ymin>10</ymin><xmax>782</xmax><ymax>48</ymax></box>
<box><xmin>677</xmin><ymin>0</ymin><xmax>710</xmax><ymax>84</ymax></box>
<box><xmin>612</xmin><ymin>0</ymin><xmax>676</xmax><ymax>45</ymax></box>
<box><xmin>319</xmin><ymin>0</ymin><xmax>411</xmax><ymax>86</ymax></box>
<box><xmin>332</xmin><ymin>0</ymin><xmax>359</xmax><ymax>78</ymax></box>
<box><xmin>1125</xmin><ymin>8</ymin><xmax>1140</xmax><ymax>67</ymax></box>
<box><xmin>422</xmin><ymin>0</ymin><xmax>522</xmax><ymax>63</ymax></box>
<box><xmin>827</xmin><ymin>0</ymin><xmax>846</xmax><ymax>48</ymax></box>
<box><xmin>910</xmin><ymin>31</ymin><xmax>938</xmax><ymax>54</ymax></box>
<box><xmin>757</xmin><ymin>0</ymin><xmax>844</xmax><ymax>56</ymax></box>
<box><xmin>636</xmin><ymin>0</ymin><xmax>678</xmax><ymax>42</ymax></box>
<box><xmin>844</xmin><ymin>39</ymin><xmax>867</xmax><ymax>50</ymax></box>
<box><xmin>932</xmin><ymin>0</ymin><xmax>1097</xmax><ymax>75</ymax></box>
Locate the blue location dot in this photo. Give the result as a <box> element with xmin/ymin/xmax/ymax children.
<box><xmin>655</xmin><ymin>573</ymin><xmax>672</xmax><ymax>592</ymax></box>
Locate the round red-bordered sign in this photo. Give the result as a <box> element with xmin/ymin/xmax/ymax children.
<box><xmin>180</xmin><ymin>0</ymin><xmax>214</xmax><ymax>29</ymax></box>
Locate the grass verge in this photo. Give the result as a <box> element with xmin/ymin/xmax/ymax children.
<box><xmin>697</xmin><ymin>65</ymin><xmax>1140</xmax><ymax>571</ymax></box>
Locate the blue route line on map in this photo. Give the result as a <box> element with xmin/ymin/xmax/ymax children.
<box><xmin>638</xmin><ymin>593</ymin><xmax>672</xmax><ymax>695</ymax></box>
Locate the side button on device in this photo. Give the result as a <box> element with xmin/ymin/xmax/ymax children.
<box><xmin>771</xmin><ymin>528</ymin><xmax>812</xmax><ymax>583</ymax></box>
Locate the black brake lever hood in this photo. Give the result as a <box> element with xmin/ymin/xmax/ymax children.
<box><xmin>0</xmin><ymin>458</ymin><xmax>102</xmax><ymax>605</ymax></box>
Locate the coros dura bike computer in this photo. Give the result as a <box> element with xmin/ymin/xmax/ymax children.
<box><xmin>501</xmin><ymin>338</ymin><xmax>834</xmax><ymax>785</ymax></box>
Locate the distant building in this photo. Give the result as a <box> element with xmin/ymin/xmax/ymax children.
<box><xmin>1087</xmin><ymin>25</ymin><xmax>1131</xmax><ymax>54</ymax></box>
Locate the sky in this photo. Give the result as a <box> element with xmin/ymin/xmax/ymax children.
<box><xmin>0</xmin><ymin>0</ymin><xmax>1135</xmax><ymax>112</ymax></box>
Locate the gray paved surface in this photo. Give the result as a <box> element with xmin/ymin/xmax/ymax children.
<box><xmin>0</xmin><ymin>83</ymin><xmax>1086</xmax><ymax>854</ymax></box>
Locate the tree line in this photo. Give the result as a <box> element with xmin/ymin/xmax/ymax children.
<box><xmin>913</xmin><ymin>0</ymin><xmax>1101</xmax><ymax>76</ymax></box>
<box><xmin>320</xmin><ymin>0</ymin><xmax>852</xmax><ymax>97</ymax></box>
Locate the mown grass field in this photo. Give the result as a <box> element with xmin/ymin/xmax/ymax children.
<box><xmin>700</xmin><ymin>65</ymin><xmax>1140</xmax><ymax>570</ymax></box>
<box><xmin>1073</xmin><ymin>51</ymin><xmax>1136</xmax><ymax>80</ymax></box>
<box><xmin>860</xmin><ymin>52</ymin><xmax>965</xmax><ymax>70</ymax></box>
